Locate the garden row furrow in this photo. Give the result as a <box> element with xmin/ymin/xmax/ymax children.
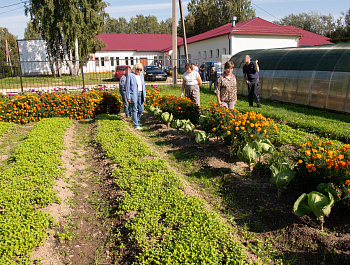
<box><xmin>94</xmin><ymin>115</ymin><xmax>255</xmax><ymax>264</ymax></box>
<box><xmin>0</xmin><ymin>118</ymin><xmax>72</xmax><ymax>264</ymax></box>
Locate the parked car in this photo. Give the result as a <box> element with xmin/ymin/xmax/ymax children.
<box><xmin>163</xmin><ymin>66</ymin><xmax>173</xmax><ymax>76</ymax></box>
<box><xmin>144</xmin><ymin>66</ymin><xmax>167</xmax><ymax>81</ymax></box>
<box><xmin>114</xmin><ymin>65</ymin><xmax>129</xmax><ymax>81</ymax></box>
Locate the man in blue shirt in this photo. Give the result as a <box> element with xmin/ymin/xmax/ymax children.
<box><xmin>243</xmin><ymin>55</ymin><xmax>262</xmax><ymax>108</ymax></box>
<box><xmin>119</xmin><ymin>66</ymin><xmax>132</xmax><ymax>118</ymax></box>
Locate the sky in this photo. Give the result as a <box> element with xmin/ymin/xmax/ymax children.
<box><xmin>0</xmin><ymin>0</ymin><xmax>348</xmax><ymax>39</ymax></box>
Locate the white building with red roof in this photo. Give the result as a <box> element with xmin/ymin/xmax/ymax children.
<box><xmin>89</xmin><ymin>34</ymin><xmax>182</xmax><ymax>73</ymax></box>
<box><xmin>177</xmin><ymin>17</ymin><xmax>331</xmax><ymax>64</ymax></box>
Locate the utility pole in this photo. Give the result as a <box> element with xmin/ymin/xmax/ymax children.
<box><xmin>172</xmin><ymin>0</ymin><xmax>177</xmax><ymax>85</ymax></box>
<box><xmin>179</xmin><ymin>0</ymin><xmax>188</xmax><ymax>64</ymax></box>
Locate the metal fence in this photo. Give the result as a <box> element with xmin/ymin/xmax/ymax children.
<box><xmin>0</xmin><ymin>57</ymin><xmax>225</xmax><ymax>94</ymax></box>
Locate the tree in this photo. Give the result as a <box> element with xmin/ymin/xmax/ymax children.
<box><xmin>179</xmin><ymin>0</ymin><xmax>255</xmax><ymax>37</ymax></box>
<box><xmin>24</xmin><ymin>21</ymin><xmax>41</xmax><ymax>39</ymax></box>
<box><xmin>0</xmin><ymin>28</ymin><xmax>19</xmax><ymax>62</ymax></box>
<box><xmin>273</xmin><ymin>11</ymin><xmax>336</xmax><ymax>36</ymax></box>
<box><xmin>25</xmin><ymin>0</ymin><xmax>107</xmax><ymax>77</ymax></box>
<box><xmin>102</xmin><ymin>15</ymin><xmax>172</xmax><ymax>34</ymax></box>
<box><xmin>330</xmin><ymin>8</ymin><xmax>350</xmax><ymax>39</ymax></box>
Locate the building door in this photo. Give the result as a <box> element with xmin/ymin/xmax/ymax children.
<box><xmin>140</xmin><ymin>58</ymin><xmax>148</xmax><ymax>67</ymax></box>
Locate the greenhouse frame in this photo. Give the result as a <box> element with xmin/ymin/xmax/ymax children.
<box><xmin>230</xmin><ymin>43</ymin><xmax>350</xmax><ymax>113</ymax></box>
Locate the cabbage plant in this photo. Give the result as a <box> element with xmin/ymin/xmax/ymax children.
<box><xmin>252</xmin><ymin>139</ymin><xmax>274</xmax><ymax>161</ymax></box>
<box><xmin>195</xmin><ymin>130</ymin><xmax>210</xmax><ymax>144</ymax></box>
<box><xmin>182</xmin><ymin>120</ymin><xmax>195</xmax><ymax>142</ymax></box>
<box><xmin>237</xmin><ymin>143</ymin><xmax>261</xmax><ymax>171</ymax></box>
<box><xmin>161</xmin><ymin>112</ymin><xmax>173</xmax><ymax>128</ymax></box>
<box><xmin>153</xmin><ymin>107</ymin><xmax>162</xmax><ymax>117</ymax></box>
<box><xmin>149</xmin><ymin>105</ymin><xmax>156</xmax><ymax>113</ymax></box>
<box><xmin>293</xmin><ymin>183</ymin><xmax>337</xmax><ymax>230</ymax></box>
<box><xmin>270</xmin><ymin>162</ymin><xmax>294</xmax><ymax>200</ymax></box>
<box><xmin>171</xmin><ymin>119</ymin><xmax>184</xmax><ymax>135</ymax></box>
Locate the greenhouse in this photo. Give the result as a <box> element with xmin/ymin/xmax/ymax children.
<box><xmin>230</xmin><ymin>43</ymin><xmax>350</xmax><ymax>113</ymax></box>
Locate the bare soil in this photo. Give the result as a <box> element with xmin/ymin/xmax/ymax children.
<box><xmin>139</xmin><ymin>112</ymin><xmax>350</xmax><ymax>265</ymax></box>
<box><xmin>29</xmin><ymin>114</ymin><xmax>350</xmax><ymax>264</ymax></box>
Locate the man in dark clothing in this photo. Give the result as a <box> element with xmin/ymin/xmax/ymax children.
<box><xmin>199</xmin><ymin>62</ymin><xmax>206</xmax><ymax>82</ymax></box>
<box><xmin>209</xmin><ymin>65</ymin><xmax>217</xmax><ymax>91</ymax></box>
<box><xmin>243</xmin><ymin>55</ymin><xmax>262</xmax><ymax>108</ymax></box>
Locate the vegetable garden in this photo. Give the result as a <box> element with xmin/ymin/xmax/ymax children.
<box><xmin>0</xmin><ymin>85</ymin><xmax>349</xmax><ymax>264</ymax></box>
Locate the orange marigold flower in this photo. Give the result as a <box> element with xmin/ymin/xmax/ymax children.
<box><xmin>298</xmin><ymin>160</ymin><xmax>303</xmax><ymax>164</ymax></box>
<box><xmin>345</xmin><ymin>180</ymin><xmax>350</xmax><ymax>186</ymax></box>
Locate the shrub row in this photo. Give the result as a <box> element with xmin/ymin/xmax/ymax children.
<box><xmin>0</xmin><ymin>118</ymin><xmax>72</xmax><ymax>264</ymax></box>
<box><xmin>94</xmin><ymin>115</ymin><xmax>253</xmax><ymax>264</ymax></box>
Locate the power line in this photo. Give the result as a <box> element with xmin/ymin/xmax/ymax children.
<box><xmin>251</xmin><ymin>2</ymin><xmax>280</xmax><ymax>21</ymax></box>
<box><xmin>0</xmin><ymin>6</ymin><xmax>24</xmax><ymax>15</ymax></box>
<box><xmin>0</xmin><ymin>1</ymin><xmax>27</xmax><ymax>9</ymax></box>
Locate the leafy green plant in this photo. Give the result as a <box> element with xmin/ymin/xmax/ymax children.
<box><xmin>237</xmin><ymin>143</ymin><xmax>261</xmax><ymax>171</ymax></box>
<box><xmin>195</xmin><ymin>130</ymin><xmax>210</xmax><ymax>144</ymax></box>
<box><xmin>270</xmin><ymin>163</ymin><xmax>294</xmax><ymax>200</ymax></box>
<box><xmin>293</xmin><ymin>183</ymin><xmax>337</xmax><ymax>230</ymax></box>
<box><xmin>161</xmin><ymin>112</ymin><xmax>173</xmax><ymax>128</ymax></box>
<box><xmin>171</xmin><ymin>119</ymin><xmax>184</xmax><ymax>135</ymax></box>
<box><xmin>182</xmin><ymin>120</ymin><xmax>195</xmax><ymax>142</ymax></box>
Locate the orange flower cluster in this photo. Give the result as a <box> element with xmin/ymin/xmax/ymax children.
<box><xmin>0</xmin><ymin>90</ymin><xmax>122</xmax><ymax>124</ymax></box>
<box><xmin>201</xmin><ymin>103</ymin><xmax>279</xmax><ymax>148</ymax></box>
<box><xmin>146</xmin><ymin>87</ymin><xmax>200</xmax><ymax>124</ymax></box>
<box><xmin>297</xmin><ymin>138</ymin><xmax>350</xmax><ymax>190</ymax></box>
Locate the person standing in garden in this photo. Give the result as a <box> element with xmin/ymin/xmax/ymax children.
<box><xmin>199</xmin><ymin>62</ymin><xmax>206</xmax><ymax>82</ymax></box>
<box><xmin>119</xmin><ymin>66</ymin><xmax>132</xmax><ymax>118</ymax></box>
<box><xmin>180</xmin><ymin>63</ymin><xmax>202</xmax><ymax>107</ymax></box>
<box><xmin>209</xmin><ymin>64</ymin><xmax>218</xmax><ymax>92</ymax></box>
<box><xmin>126</xmin><ymin>63</ymin><xmax>146</xmax><ymax>130</ymax></box>
<box><xmin>243</xmin><ymin>55</ymin><xmax>262</xmax><ymax>108</ymax></box>
<box><xmin>215</xmin><ymin>61</ymin><xmax>237</xmax><ymax>110</ymax></box>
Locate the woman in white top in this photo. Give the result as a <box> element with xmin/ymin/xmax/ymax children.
<box><xmin>180</xmin><ymin>63</ymin><xmax>202</xmax><ymax>106</ymax></box>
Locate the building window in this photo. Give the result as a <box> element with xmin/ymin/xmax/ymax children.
<box><xmin>101</xmin><ymin>57</ymin><xmax>105</xmax><ymax>67</ymax></box>
<box><xmin>223</xmin><ymin>48</ymin><xmax>227</xmax><ymax>55</ymax></box>
<box><xmin>204</xmin><ymin>51</ymin><xmax>207</xmax><ymax>58</ymax></box>
<box><xmin>125</xmin><ymin>57</ymin><xmax>129</xmax><ymax>65</ymax></box>
<box><xmin>216</xmin><ymin>49</ymin><xmax>220</xmax><ymax>58</ymax></box>
<box><xmin>116</xmin><ymin>57</ymin><xmax>120</xmax><ymax>65</ymax></box>
<box><xmin>209</xmin><ymin>50</ymin><xmax>213</xmax><ymax>58</ymax></box>
<box><xmin>111</xmin><ymin>57</ymin><xmax>114</xmax><ymax>66</ymax></box>
<box><xmin>130</xmin><ymin>57</ymin><xmax>134</xmax><ymax>65</ymax></box>
<box><xmin>198</xmin><ymin>52</ymin><xmax>201</xmax><ymax>59</ymax></box>
<box><xmin>95</xmin><ymin>57</ymin><xmax>99</xmax><ymax>66</ymax></box>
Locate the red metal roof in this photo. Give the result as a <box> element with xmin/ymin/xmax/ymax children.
<box><xmin>178</xmin><ymin>17</ymin><xmax>330</xmax><ymax>46</ymax></box>
<box><xmin>97</xmin><ymin>34</ymin><xmax>182</xmax><ymax>52</ymax></box>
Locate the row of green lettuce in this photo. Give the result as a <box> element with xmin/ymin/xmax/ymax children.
<box><xmin>0</xmin><ymin>118</ymin><xmax>72</xmax><ymax>264</ymax></box>
<box><xmin>94</xmin><ymin>115</ymin><xmax>256</xmax><ymax>264</ymax></box>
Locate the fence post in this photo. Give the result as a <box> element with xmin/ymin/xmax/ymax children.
<box><xmin>81</xmin><ymin>61</ymin><xmax>85</xmax><ymax>90</ymax></box>
<box><xmin>18</xmin><ymin>60</ymin><xmax>23</xmax><ymax>93</ymax></box>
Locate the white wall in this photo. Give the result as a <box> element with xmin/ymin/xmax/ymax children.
<box><xmin>179</xmin><ymin>35</ymin><xmax>229</xmax><ymax>62</ymax></box>
<box><xmin>86</xmin><ymin>50</ymin><xmax>170</xmax><ymax>73</ymax></box>
<box><xmin>231</xmin><ymin>35</ymin><xmax>299</xmax><ymax>55</ymax></box>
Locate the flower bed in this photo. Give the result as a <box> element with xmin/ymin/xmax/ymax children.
<box><xmin>0</xmin><ymin>89</ymin><xmax>122</xmax><ymax>124</ymax></box>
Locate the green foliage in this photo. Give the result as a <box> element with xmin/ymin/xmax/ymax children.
<box><xmin>293</xmin><ymin>186</ymin><xmax>335</xmax><ymax>219</ymax></box>
<box><xmin>182</xmin><ymin>0</ymin><xmax>255</xmax><ymax>37</ymax></box>
<box><xmin>0</xmin><ymin>118</ymin><xmax>72</xmax><ymax>264</ymax></box>
<box><xmin>273</xmin><ymin>11</ymin><xmax>335</xmax><ymax>36</ymax></box>
<box><xmin>0</xmin><ymin>27</ymin><xmax>19</xmax><ymax>62</ymax></box>
<box><xmin>237</xmin><ymin>143</ymin><xmax>261</xmax><ymax>166</ymax></box>
<box><xmin>25</xmin><ymin>0</ymin><xmax>107</xmax><ymax>73</ymax></box>
<box><xmin>270</xmin><ymin>163</ymin><xmax>295</xmax><ymax>189</ymax></box>
<box><xmin>102</xmin><ymin>14</ymin><xmax>172</xmax><ymax>34</ymax></box>
<box><xmin>195</xmin><ymin>130</ymin><xmax>210</xmax><ymax>144</ymax></box>
<box><xmin>94</xmin><ymin>115</ymin><xmax>251</xmax><ymax>264</ymax></box>
<box><xmin>0</xmin><ymin>122</ymin><xmax>16</xmax><ymax>137</ymax></box>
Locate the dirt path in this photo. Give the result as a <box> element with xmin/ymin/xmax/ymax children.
<box><xmin>31</xmin><ymin>120</ymin><xmax>119</xmax><ymax>264</ymax></box>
